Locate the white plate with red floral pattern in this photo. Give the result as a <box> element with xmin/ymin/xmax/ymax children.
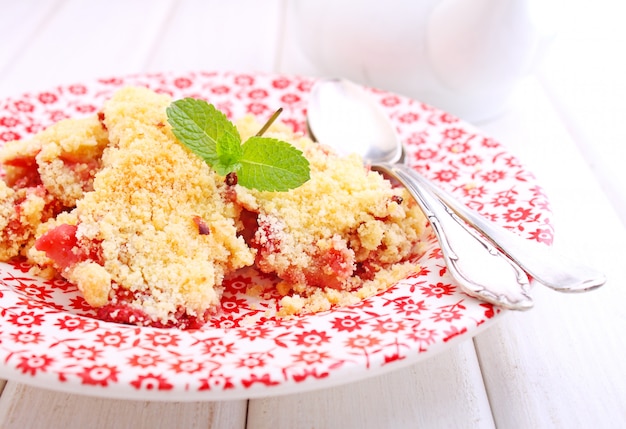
<box><xmin>0</xmin><ymin>71</ymin><xmax>554</xmax><ymax>400</ymax></box>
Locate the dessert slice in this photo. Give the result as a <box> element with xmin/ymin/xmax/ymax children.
<box><xmin>30</xmin><ymin>87</ymin><xmax>255</xmax><ymax>328</ymax></box>
<box><xmin>0</xmin><ymin>116</ymin><xmax>108</xmax><ymax>259</ymax></box>
<box><xmin>0</xmin><ymin>180</ymin><xmax>54</xmax><ymax>260</ymax></box>
<box><xmin>234</xmin><ymin>116</ymin><xmax>427</xmax><ymax>315</ymax></box>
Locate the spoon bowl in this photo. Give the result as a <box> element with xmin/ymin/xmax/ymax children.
<box><xmin>307</xmin><ymin>78</ymin><xmax>401</xmax><ymax>164</ymax></box>
<box><xmin>306</xmin><ymin>78</ymin><xmax>606</xmax><ymax>298</ymax></box>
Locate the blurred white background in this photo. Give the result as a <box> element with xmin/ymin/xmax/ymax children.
<box><xmin>537</xmin><ymin>0</ymin><xmax>625</xmax><ymax>223</ymax></box>
<box><xmin>280</xmin><ymin>0</ymin><xmax>626</xmax><ymax>223</ymax></box>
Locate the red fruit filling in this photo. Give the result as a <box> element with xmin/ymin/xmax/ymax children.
<box><xmin>34</xmin><ymin>224</ymin><xmax>207</xmax><ymax>329</ymax></box>
<box><xmin>3</xmin><ymin>153</ymin><xmax>41</xmax><ymax>188</ymax></box>
<box><xmin>98</xmin><ymin>286</ymin><xmax>209</xmax><ymax>329</ymax></box>
<box><xmin>3</xmin><ymin>154</ymin><xmax>38</xmax><ymax>169</ymax></box>
<box><xmin>34</xmin><ymin>224</ymin><xmax>102</xmax><ymax>270</ymax></box>
<box><xmin>34</xmin><ymin>224</ymin><xmax>82</xmax><ymax>270</ymax></box>
<box><xmin>300</xmin><ymin>245</ymin><xmax>355</xmax><ymax>290</ymax></box>
<box><xmin>245</xmin><ymin>211</ymin><xmax>356</xmax><ymax>290</ymax></box>
<box><xmin>96</xmin><ymin>302</ymin><xmax>209</xmax><ymax>329</ymax></box>
<box><xmin>58</xmin><ymin>155</ymin><xmax>102</xmax><ymax>185</ymax></box>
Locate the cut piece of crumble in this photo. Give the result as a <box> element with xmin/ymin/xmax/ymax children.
<box><xmin>0</xmin><ymin>115</ymin><xmax>108</xmax><ymax>260</ymax></box>
<box><xmin>29</xmin><ymin>87</ymin><xmax>255</xmax><ymax>328</ymax></box>
<box><xmin>234</xmin><ymin>116</ymin><xmax>427</xmax><ymax>315</ymax></box>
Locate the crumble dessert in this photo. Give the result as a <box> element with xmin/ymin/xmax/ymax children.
<box><xmin>0</xmin><ymin>116</ymin><xmax>108</xmax><ymax>260</ymax></box>
<box><xmin>0</xmin><ymin>86</ymin><xmax>427</xmax><ymax>328</ymax></box>
<box><xmin>28</xmin><ymin>87</ymin><xmax>255</xmax><ymax>328</ymax></box>
<box><xmin>234</xmin><ymin>116</ymin><xmax>426</xmax><ymax>315</ymax></box>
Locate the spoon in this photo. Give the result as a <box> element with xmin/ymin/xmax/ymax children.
<box><xmin>306</xmin><ymin>78</ymin><xmax>606</xmax><ymax>297</ymax></box>
<box><xmin>307</xmin><ymin>78</ymin><xmax>534</xmax><ymax>310</ymax></box>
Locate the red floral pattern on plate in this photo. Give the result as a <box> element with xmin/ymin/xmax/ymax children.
<box><xmin>0</xmin><ymin>71</ymin><xmax>553</xmax><ymax>400</ymax></box>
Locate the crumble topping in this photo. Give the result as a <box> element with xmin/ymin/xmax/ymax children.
<box><xmin>234</xmin><ymin>116</ymin><xmax>426</xmax><ymax>315</ymax></box>
<box><xmin>0</xmin><ymin>86</ymin><xmax>426</xmax><ymax>328</ymax></box>
<box><xmin>0</xmin><ymin>116</ymin><xmax>107</xmax><ymax>260</ymax></box>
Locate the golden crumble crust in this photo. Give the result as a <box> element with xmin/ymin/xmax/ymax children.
<box><xmin>0</xmin><ymin>114</ymin><xmax>108</xmax><ymax>259</ymax></box>
<box><xmin>60</xmin><ymin>87</ymin><xmax>254</xmax><ymax>325</ymax></box>
<box><xmin>35</xmin><ymin>116</ymin><xmax>109</xmax><ymax>206</ymax></box>
<box><xmin>235</xmin><ymin>116</ymin><xmax>426</xmax><ymax>315</ymax></box>
<box><xmin>0</xmin><ymin>177</ymin><xmax>51</xmax><ymax>260</ymax></box>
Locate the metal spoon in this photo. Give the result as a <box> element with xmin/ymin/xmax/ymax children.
<box><xmin>307</xmin><ymin>78</ymin><xmax>534</xmax><ymax>310</ymax></box>
<box><xmin>306</xmin><ymin>78</ymin><xmax>606</xmax><ymax>298</ymax></box>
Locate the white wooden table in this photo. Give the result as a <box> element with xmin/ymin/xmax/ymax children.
<box><xmin>1</xmin><ymin>1</ymin><xmax>624</xmax><ymax>427</ymax></box>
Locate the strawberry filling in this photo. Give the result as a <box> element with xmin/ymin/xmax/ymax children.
<box><xmin>34</xmin><ymin>224</ymin><xmax>207</xmax><ymax>329</ymax></box>
<box><xmin>4</xmin><ymin>154</ymin><xmax>41</xmax><ymax>188</ymax></box>
<box><xmin>34</xmin><ymin>224</ymin><xmax>82</xmax><ymax>270</ymax></box>
<box><xmin>96</xmin><ymin>302</ymin><xmax>209</xmax><ymax>329</ymax></box>
<box><xmin>3</xmin><ymin>154</ymin><xmax>38</xmax><ymax>169</ymax></box>
<box><xmin>246</xmin><ymin>211</ymin><xmax>356</xmax><ymax>290</ymax></box>
<box><xmin>34</xmin><ymin>223</ymin><xmax>102</xmax><ymax>270</ymax></box>
<box><xmin>58</xmin><ymin>155</ymin><xmax>102</xmax><ymax>185</ymax></box>
<box><xmin>300</xmin><ymin>245</ymin><xmax>355</xmax><ymax>290</ymax></box>
<box><xmin>98</xmin><ymin>286</ymin><xmax>209</xmax><ymax>329</ymax></box>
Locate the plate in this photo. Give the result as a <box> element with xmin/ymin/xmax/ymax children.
<box><xmin>0</xmin><ymin>71</ymin><xmax>553</xmax><ymax>400</ymax></box>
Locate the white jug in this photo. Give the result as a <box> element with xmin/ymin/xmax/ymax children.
<box><xmin>291</xmin><ymin>0</ymin><xmax>559</xmax><ymax>122</ymax></box>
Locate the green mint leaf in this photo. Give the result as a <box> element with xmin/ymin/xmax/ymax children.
<box><xmin>238</xmin><ymin>136</ymin><xmax>310</xmax><ymax>192</ymax></box>
<box><xmin>214</xmin><ymin>133</ymin><xmax>243</xmax><ymax>176</ymax></box>
<box><xmin>166</xmin><ymin>98</ymin><xmax>241</xmax><ymax>169</ymax></box>
<box><xmin>167</xmin><ymin>98</ymin><xmax>311</xmax><ymax>192</ymax></box>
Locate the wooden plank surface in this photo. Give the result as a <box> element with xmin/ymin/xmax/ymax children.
<box><xmin>477</xmin><ymin>78</ymin><xmax>626</xmax><ymax>428</ymax></box>
<box><xmin>0</xmin><ymin>382</ymin><xmax>248</xmax><ymax>429</ymax></box>
<box><xmin>248</xmin><ymin>340</ymin><xmax>495</xmax><ymax>429</ymax></box>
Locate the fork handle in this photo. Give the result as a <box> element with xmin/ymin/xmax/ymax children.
<box><xmin>411</xmin><ymin>169</ymin><xmax>606</xmax><ymax>292</ymax></box>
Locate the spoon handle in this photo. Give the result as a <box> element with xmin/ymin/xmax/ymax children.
<box><xmin>410</xmin><ymin>173</ymin><xmax>606</xmax><ymax>292</ymax></box>
<box><xmin>374</xmin><ymin>163</ymin><xmax>534</xmax><ymax>310</ymax></box>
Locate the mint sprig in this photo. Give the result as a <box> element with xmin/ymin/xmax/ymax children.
<box><xmin>166</xmin><ymin>98</ymin><xmax>310</xmax><ymax>192</ymax></box>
